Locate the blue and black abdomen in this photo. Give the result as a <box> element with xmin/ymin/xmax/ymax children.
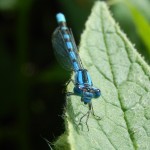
<box><xmin>52</xmin><ymin>13</ymin><xmax>83</xmax><ymax>72</ymax></box>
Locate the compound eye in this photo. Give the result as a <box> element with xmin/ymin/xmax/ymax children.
<box><xmin>79</xmin><ymin>86</ymin><xmax>82</xmax><ymax>90</ymax></box>
<box><xmin>97</xmin><ymin>89</ymin><xmax>100</xmax><ymax>93</ymax></box>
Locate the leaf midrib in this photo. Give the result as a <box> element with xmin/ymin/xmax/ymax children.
<box><xmin>99</xmin><ymin>6</ymin><xmax>136</xmax><ymax>149</ymax></box>
<box><xmin>84</xmin><ymin>6</ymin><xmax>138</xmax><ymax>149</ymax></box>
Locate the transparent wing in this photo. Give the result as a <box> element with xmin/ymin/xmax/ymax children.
<box><xmin>69</xmin><ymin>28</ymin><xmax>84</xmax><ymax>69</ymax></box>
<box><xmin>52</xmin><ymin>27</ymin><xmax>73</xmax><ymax>71</ymax></box>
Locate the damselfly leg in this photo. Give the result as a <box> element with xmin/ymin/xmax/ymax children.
<box><xmin>66</xmin><ymin>92</ymin><xmax>75</xmax><ymax>96</ymax></box>
<box><xmin>65</xmin><ymin>79</ymin><xmax>75</xmax><ymax>86</ymax></box>
<box><xmin>78</xmin><ymin>102</ymin><xmax>101</xmax><ymax>131</ymax></box>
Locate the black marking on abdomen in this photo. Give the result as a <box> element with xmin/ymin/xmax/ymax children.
<box><xmin>82</xmin><ymin>69</ymin><xmax>88</xmax><ymax>83</ymax></box>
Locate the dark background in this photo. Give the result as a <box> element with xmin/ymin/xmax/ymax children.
<box><xmin>0</xmin><ymin>0</ymin><xmax>149</xmax><ymax>150</ymax></box>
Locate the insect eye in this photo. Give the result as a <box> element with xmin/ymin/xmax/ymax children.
<box><xmin>97</xmin><ymin>89</ymin><xmax>100</xmax><ymax>93</ymax></box>
<box><xmin>79</xmin><ymin>86</ymin><xmax>82</xmax><ymax>89</ymax></box>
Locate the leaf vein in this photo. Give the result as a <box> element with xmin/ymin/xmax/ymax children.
<box><xmin>100</xmin><ymin>7</ymin><xmax>136</xmax><ymax>149</ymax></box>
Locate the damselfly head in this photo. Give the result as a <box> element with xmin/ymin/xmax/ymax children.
<box><xmin>81</xmin><ymin>90</ymin><xmax>94</xmax><ymax>104</ymax></box>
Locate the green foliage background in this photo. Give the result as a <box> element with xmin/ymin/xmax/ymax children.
<box><xmin>0</xmin><ymin>0</ymin><xmax>150</xmax><ymax>150</ymax></box>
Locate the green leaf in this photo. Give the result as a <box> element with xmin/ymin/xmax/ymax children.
<box><xmin>55</xmin><ymin>1</ymin><xmax>150</xmax><ymax>150</ymax></box>
<box><xmin>125</xmin><ymin>1</ymin><xmax>150</xmax><ymax>57</ymax></box>
<box><xmin>109</xmin><ymin>0</ymin><xmax>150</xmax><ymax>62</ymax></box>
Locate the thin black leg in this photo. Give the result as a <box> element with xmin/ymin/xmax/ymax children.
<box><xmin>66</xmin><ymin>92</ymin><xmax>76</xmax><ymax>96</ymax></box>
<box><xmin>91</xmin><ymin>103</ymin><xmax>101</xmax><ymax>120</ymax></box>
<box><xmin>78</xmin><ymin>103</ymin><xmax>101</xmax><ymax>131</ymax></box>
<box><xmin>78</xmin><ymin>103</ymin><xmax>92</xmax><ymax>131</ymax></box>
<box><xmin>65</xmin><ymin>79</ymin><xmax>75</xmax><ymax>86</ymax></box>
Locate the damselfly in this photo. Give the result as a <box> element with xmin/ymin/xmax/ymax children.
<box><xmin>52</xmin><ymin>13</ymin><xmax>101</xmax><ymax>130</ymax></box>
